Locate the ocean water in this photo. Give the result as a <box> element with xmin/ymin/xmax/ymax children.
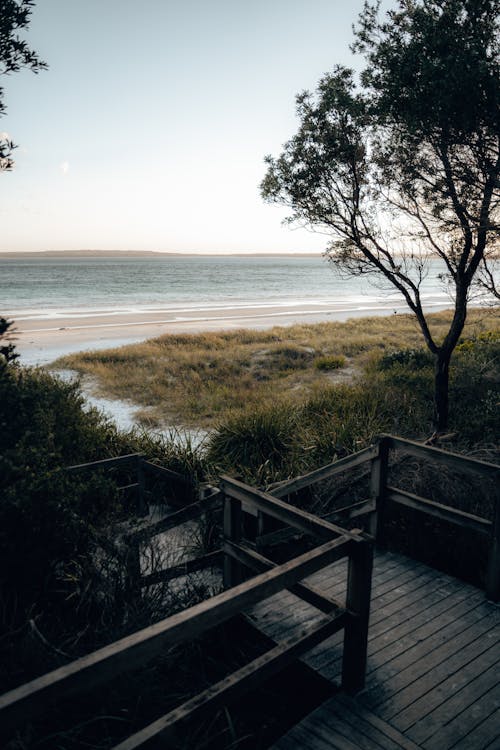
<box><xmin>1</xmin><ymin>254</ymin><xmax>453</xmax><ymax>325</ymax></box>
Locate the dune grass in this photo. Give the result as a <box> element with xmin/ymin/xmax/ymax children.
<box><xmin>55</xmin><ymin>308</ymin><xmax>499</xmax><ymax>430</ymax></box>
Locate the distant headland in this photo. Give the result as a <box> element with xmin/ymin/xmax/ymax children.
<box><xmin>0</xmin><ymin>249</ymin><xmax>321</xmax><ymax>259</ymax></box>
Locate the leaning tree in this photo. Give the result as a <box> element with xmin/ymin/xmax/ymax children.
<box><xmin>261</xmin><ymin>0</ymin><xmax>499</xmax><ymax>433</ymax></box>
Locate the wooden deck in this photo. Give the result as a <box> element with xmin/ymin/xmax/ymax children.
<box><xmin>248</xmin><ymin>549</ymin><xmax>500</xmax><ymax>750</ymax></box>
<box><xmin>2</xmin><ymin>439</ymin><xmax>498</xmax><ymax>749</ymax></box>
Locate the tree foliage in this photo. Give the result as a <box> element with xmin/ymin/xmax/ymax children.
<box><xmin>261</xmin><ymin>0</ymin><xmax>500</xmax><ymax>431</ymax></box>
<box><xmin>0</xmin><ymin>0</ymin><xmax>46</xmax><ymax>168</ymax></box>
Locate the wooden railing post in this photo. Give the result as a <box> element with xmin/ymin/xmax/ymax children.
<box><xmin>136</xmin><ymin>455</ymin><xmax>147</xmax><ymax>516</ymax></box>
<box><xmin>341</xmin><ymin>535</ymin><xmax>374</xmax><ymax>694</ymax></box>
<box><xmin>486</xmin><ymin>491</ymin><xmax>500</xmax><ymax>602</ymax></box>
<box><xmin>368</xmin><ymin>437</ymin><xmax>389</xmax><ymax>540</ymax></box>
<box><xmin>125</xmin><ymin>539</ymin><xmax>142</xmax><ymax>603</ymax></box>
<box><xmin>223</xmin><ymin>493</ymin><xmax>243</xmax><ymax>589</ymax></box>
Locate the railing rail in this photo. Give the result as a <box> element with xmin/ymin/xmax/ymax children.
<box><xmin>0</xmin><ymin>532</ymin><xmax>358</xmax><ymax>742</ymax></box>
<box><xmin>1</xmin><ymin>463</ymin><xmax>375</xmax><ymax>746</ymax></box>
<box><xmin>255</xmin><ymin>435</ymin><xmax>500</xmax><ymax>601</ymax></box>
<box><xmin>220</xmin><ymin>475</ymin><xmax>373</xmax><ymax>696</ymax></box>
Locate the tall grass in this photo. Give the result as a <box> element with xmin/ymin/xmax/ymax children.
<box><xmin>55</xmin><ymin>308</ymin><xmax>499</xmax><ymax>429</ymax></box>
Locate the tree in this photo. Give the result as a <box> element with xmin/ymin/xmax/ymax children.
<box><xmin>0</xmin><ymin>317</ymin><xmax>18</xmax><ymax>367</ymax></box>
<box><xmin>261</xmin><ymin>0</ymin><xmax>499</xmax><ymax>433</ymax></box>
<box><xmin>0</xmin><ymin>0</ymin><xmax>46</xmax><ymax>169</ymax></box>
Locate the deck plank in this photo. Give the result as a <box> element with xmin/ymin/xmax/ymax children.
<box><xmin>376</xmin><ymin>624</ymin><xmax>500</xmax><ymax>726</ymax></box>
<box><xmin>362</xmin><ymin>609</ymin><xmax>499</xmax><ymax>712</ymax></box>
<box><xmin>450</xmin><ymin>706</ymin><xmax>500</xmax><ymax>750</ymax></box>
<box><xmin>312</xmin><ymin>576</ymin><xmax>485</xmax><ymax>679</ymax></box>
<box><xmin>409</xmin><ymin>656</ymin><xmax>500</xmax><ymax>747</ymax></box>
<box><xmin>254</xmin><ymin>549</ymin><xmax>500</xmax><ymax>750</ymax></box>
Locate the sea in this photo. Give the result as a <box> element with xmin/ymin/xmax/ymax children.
<box><xmin>1</xmin><ymin>253</ymin><xmax>493</xmax><ymax>434</ymax></box>
<box><xmin>1</xmin><ymin>253</ymin><xmax>455</xmax><ymax>328</ymax></box>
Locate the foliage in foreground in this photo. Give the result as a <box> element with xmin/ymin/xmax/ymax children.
<box><xmin>0</xmin><ymin>362</ymin><xmax>209</xmax><ymax>693</ymax></box>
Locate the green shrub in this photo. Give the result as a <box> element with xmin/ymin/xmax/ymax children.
<box><xmin>0</xmin><ymin>360</ymin><xmax>210</xmax><ymax>691</ymax></box>
<box><xmin>314</xmin><ymin>354</ymin><xmax>346</xmax><ymax>371</ymax></box>
<box><xmin>377</xmin><ymin>347</ymin><xmax>434</xmax><ymax>371</ymax></box>
<box><xmin>206</xmin><ymin>404</ymin><xmax>307</xmax><ymax>484</ymax></box>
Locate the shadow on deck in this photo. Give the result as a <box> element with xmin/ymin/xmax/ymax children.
<box><xmin>258</xmin><ymin>549</ymin><xmax>500</xmax><ymax>750</ymax></box>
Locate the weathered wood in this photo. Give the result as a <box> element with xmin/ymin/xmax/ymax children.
<box><xmin>65</xmin><ymin>453</ymin><xmax>142</xmax><ymax>472</ymax></box>
<box><xmin>111</xmin><ymin>614</ymin><xmax>346</xmax><ymax>750</ymax></box>
<box><xmin>449</xmin><ymin>703</ymin><xmax>500</xmax><ymax>750</ymax></box>
<box><xmin>223</xmin><ymin>495</ymin><xmax>243</xmax><ymax>588</ymax></box>
<box><xmin>369</xmin><ymin>437</ymin><xmax>388</xmax><ymax>539</ymax></box>
<box><xmin>375</xmin><ymin>623</ymin><xmax>500</xmax><ymax>726</ymax></box>
<box><xmin>255</xmin><ymin>549</ymin><xmax>500</xmax><ymax>750</ymax></box>
<box><xmin>406</xmin><ymin>653</ymin><xmax>500</xmax><ymax>747</ymax></box>
<box><xmin>383</xmin><ymin>435</ymin><xmax>500</xmax><ymax>477</ymax></box>
<box><xmin>136</xmin><ymin>454</ymin><xmax>147</xmax><ymax>516</ymax></box>
<box><xmin>299</xmin><ymin>694</ymin><xmax>422</xmax><ymax>750</ymax></box>
<box><xmin>141</xmin><ymin>459</ymin><xmax>192</xmax><ymax>485</ymax></box>
<box><xmin>485</xmin><ymin>492</ymin><xmax>500</xmax><ymax>602</ymax></box>
<box><xmin>224</xmin><ymin>540</ymin><xmax>344</xmax><ymax>615</ymax></box>
<box><xmin>333</xmin><ymin>693</ymin><xmax>422</xmax><ymax>750</ymax></box>
<box><xmin>127</xmin><ymin>491</ymin><xmax>223</xmax><ymax>543</ymax></box>
<box><xmin>386</xmin><ymin>486</ymin><xmax>491</xmax><ymax>535</ymax></box>
<box><xmin>269</xmin><ymin>444</ymin><xmax>379</xmax><ymax>498</ymax></box>
<box><xmin>341</xmin><ymin>537</ymin><xmax>374</xmax><ymax>694</ymax></box>
<box><xmin>140</xmin><ymin>550</ymin><xmax>222</xmax><ymax>588</ymax></box>
<box><xmin>0</xmin><ymin>534</ymin><xmax>353</xmax><ymax>732</ymax></box>
<box><xmin>220</xmin><ymin>476</ymin><xmax>363</xmax><ymax>543</ymax></box>
<box><xmin>256</xmin><ymin>499</ymin><xmax>375</xmax><ymax>549</ymax></box>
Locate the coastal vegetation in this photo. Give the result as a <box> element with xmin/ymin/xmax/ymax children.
<box><xmin>56</xmin><ymin>309</ymin><xmax>499</xmax><ymax>480</ymax></box>
<box><xmin>261</xmin><ymin>0</ymin><xmax>500</xmax><ymax>432</ymax></box>
<box><xmin>2</xmin><ymin>0</ymin><xmax>499</xmax><ymax>745</ymax></box>
<box><xmin>4</xmin><ymin>307</ymin><xmax>498</xmax><ymax>693</ymax></box>
<box><xmin>0</xmin><ymin>337</ymin><xmax>211</xmax><ymax>696</ymax></box>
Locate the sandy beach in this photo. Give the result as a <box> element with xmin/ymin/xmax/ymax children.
<box><xmin>13</xmin><ymin>298</ymin><xmax>424</xmax><ymax>366</ymax></box>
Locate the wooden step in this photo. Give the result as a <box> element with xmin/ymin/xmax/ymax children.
<box><xmin>271</xmin><ymin>691</ymin><xmax>422</xmax><ymax>750</ymax></box>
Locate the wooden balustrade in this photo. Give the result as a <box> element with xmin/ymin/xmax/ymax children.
<box><xmin>220</xmin><ymin>475</ymin><xmax>373</xmax><ymax>695</ymax></box>
<box><xmin>1</xmin><ymin>435</ymin><xmax>498</xmax><ymax>746</ymax></box>
<box><xmin>259</xmin><ymin>435</ymin><xmax>499</xmax><ymax>601</ymax></box>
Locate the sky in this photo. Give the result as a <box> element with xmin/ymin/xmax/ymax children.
<box><xmin>1</xmin><ymin>0</ymin><xmax>391</xmax><ymax>254</ymax></box>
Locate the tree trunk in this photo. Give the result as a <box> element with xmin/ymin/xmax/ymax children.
<box><xmin>434</xmin><ymin>350</ymin><xmax>451</xmax><ymax>433</ymax></box>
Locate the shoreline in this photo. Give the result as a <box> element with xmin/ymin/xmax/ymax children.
<box><xmin>13</xmin><ymin>299</ymin><xmax>451</xmax><ymax>367</ymax></box>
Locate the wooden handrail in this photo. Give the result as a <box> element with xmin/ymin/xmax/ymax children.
<box><xmin>140</xmin><ymin>550</ymin><xmax>222</xmax><ymax>588</ymax></box>
<box><xmin>65</xmin><ymin>453</ymin><xmax>142</xmax><ymax>472</ymax></box>
<box><xmin>382</xmin><ymin>435</ymin><xmax>500</xmax><ymax>477</ymax></box>
<box><xmin>379</xmin><ymin>435</ymin><xmax>499</xmax><ymax>601</ymax></box>
<box><xmin>141</xmin><ymin>459</ymin><xmax>193</xmax><ymax>485</ymax></box>
<box><xmin>220</xmin><ymin>475</ymin><xmax>364</xmax><ymax>543</ymax></box>
<box><xmin>224</xmin><ymin>540</ymin><xmax>344</xmax><ymax>615</ymax></box>
<box><xmin>269</xmin><ymin>444</ymin><xmax>379</xmax><ymax>498</ymax></box>
<box><xmin>220</xmin><ymin>479</ymin><xmax>373</xmax><ymax>694</ymax></box>
<box><xmin>385</xmin><ymin>487</ymin><xmax>492</xmax><ymax>535</ymax></box>
<box><xmin>126</xmin><ymin>490</ymin><xmax>222</xmax><ymax>543</ymax></box>
<box><xmin>0</xmin><ymin>533</ymin><xmax>354</xmax><ymax>731</ymax></box>
<box><xmin>111</xmin><ymin>612</ymin><xmax>347</xmax><ymax>750</ymax></box>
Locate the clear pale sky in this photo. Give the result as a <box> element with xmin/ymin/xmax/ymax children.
<box><xmin>1</xmin><ymin>0</ymin><xmax>390</xmax><ymax>254</ymax></box>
